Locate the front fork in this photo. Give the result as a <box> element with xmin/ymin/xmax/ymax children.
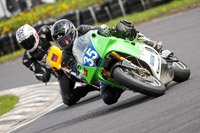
<box><xmin>102</xmin><ymin>52</ymin><xmax>150</xmax><ymax>77</ymax></box>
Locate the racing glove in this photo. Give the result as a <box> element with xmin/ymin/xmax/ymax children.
<box><xmin>43</xmin><ymin>67</ymin><xmax>51</xmax><ymax>83</ymax></box>
<box><xmin>93</xmin><ymin>24</ymin><xmax>112</xmax><ymax>37</ymax></box>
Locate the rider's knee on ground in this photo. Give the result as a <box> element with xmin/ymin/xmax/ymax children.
<box><xmin>61</xmin><ymin>85</ymin><xmax>96</xmax><ymax>106</ymax></box>
<box><xmin>61</xmin><ymin>94</ymin><xmax>77</xmax><ymax>106</ymax></box>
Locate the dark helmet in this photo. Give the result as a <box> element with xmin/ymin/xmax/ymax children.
<box><xmin>51</xmin><ymin>19</ymin><xmax>77</xmax><ymax>50</ymax></box>
<box><xmin>114</xmin><ymin>20</ymin><xmax>137</xmax><ymax>41</ymax></box>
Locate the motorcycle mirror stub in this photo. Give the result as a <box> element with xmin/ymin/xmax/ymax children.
<box><xmin>92</xmin><ymin>33</ymin><xmax>96</xmax><ymax>38</ymax></box>
<box><xmin>131</xmin><ymin>42</ymin><xmax>135</xmax><ymax>45</ymax></box>
<box><xmin>77</xmin><ymin>65</ymin><xmax>81</xmax><ymax>70</ymax></box>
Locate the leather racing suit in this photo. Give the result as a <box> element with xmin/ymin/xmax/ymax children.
<box><xmin>22</xmin><ymin>25</ymin><xmax>97</xmax><ymax>106</ymax></box>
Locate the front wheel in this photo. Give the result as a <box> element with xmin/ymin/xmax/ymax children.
<box><xmin>171</xmin><ymin>57</ymin><xmax>190</xmax><ymax>82</ymax></box>
<box><xmin>112</xmin><ymin>67</ymin><xmax>166</xmax><ymax>97</ymax></box>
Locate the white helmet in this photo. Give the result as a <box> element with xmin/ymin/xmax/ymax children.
<box><xmin>16</xmin><ymin>24</ymin><xmax>39</xmax><ymax>52</ymax></box>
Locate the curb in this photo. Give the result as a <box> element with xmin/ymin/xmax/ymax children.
<box><xmin>0</xmin><ymin>82</ymin><xmax>61</xmax><ymax>133</ymax></box>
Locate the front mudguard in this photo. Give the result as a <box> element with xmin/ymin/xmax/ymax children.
<box><xmin>110</xmin><ymin>56</ymin><xmax>174</xmax><ymax>86</ymax></box>
<box><xmin>160</xmin><ymin>58</ymin><xmax>174</xmax><ymax>85</ymax></box>
<box><xmin>110</xmin><ymin>60</ymin><xmax>137</xmax><ymax>77</ymax></box>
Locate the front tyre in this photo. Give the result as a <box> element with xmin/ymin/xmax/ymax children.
<box><xmin>112</xmin><ymin>67</ymin><xmax>166</xmax><ymax>97</ymax></box>
<box><xmin>172</xmin><ymin>57</ymin><xmax>190</xmax><ymax>82</ymax></box>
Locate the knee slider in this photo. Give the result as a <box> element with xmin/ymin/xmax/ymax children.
<box><xmin>62</xmin><ymin>94</ymin><xmax>77</xmax><ymax>106</ymax></box>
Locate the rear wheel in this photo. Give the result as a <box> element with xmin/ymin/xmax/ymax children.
<box><xmin>112</xmin><ymin>67</ymin><xmax>166</xmax><ymax>97</ymax></box>
<box><xmin>171</xmin><ymin>57</ymin><xmax>190</xmax><ymax>82</ymax></box>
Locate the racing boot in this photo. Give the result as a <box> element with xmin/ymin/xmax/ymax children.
<box><xmin>136</xmin><ymin>32</ymin><xmax>163</xmax><ymax>52</ymax></box>
<box><xmin>100</xmin><ymin>85</ymin><xmax>124</xmax><ymax>105</ymax></box>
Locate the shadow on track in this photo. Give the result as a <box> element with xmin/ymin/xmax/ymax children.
<box><xmin>37</xmin><ymin>94</ymin><xmax>152</xmax><ymax>133</ymax></box>
<box><xmin>38</xmin><ymin>81</ymin><xmax>186</xmax><ymax>133</ymax></box>
<box><xmin>52</xmin><ymin>81</ymin><xmax>179</xmax><ymax>114</ymax></box>
<box><xmin>49</xmin><ymin>93</ymin><xmax>101</xmax><ymax>114</ymax></box>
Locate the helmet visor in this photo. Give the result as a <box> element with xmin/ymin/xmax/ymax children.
<box><xmin>58</xmin><ymin>32</ymin><xmax>74</xmax><ymax>49</ymax></box>
<box><xmin>20</xmin><ymin>35</ymin><xmax>36</xmax><ymax>50</ymax></box>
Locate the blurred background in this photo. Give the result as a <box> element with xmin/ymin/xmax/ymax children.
<box><xmin>0</xmin><ymin>0</ymin><xmax>58</xmax><ymax>18</ymax></box>
<box><xmin>0</xmin><ymin>0</ymin><xmax>192</xmax><ymax>59</ymax></box>
<box><xmin>0</xmin><ymin>0</ymin><xmax>25</xmax><ymax>17</ymax></box>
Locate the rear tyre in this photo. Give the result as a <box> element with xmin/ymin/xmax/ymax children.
<box><xmin>172</xmin><ymin>58</ymin><xmax>190</xmax><ymax>82</ymax></box>
<box><xmin>112</xmin><ymin>67</ymin><xmax>166</xmax><ymax>97</ymax></box>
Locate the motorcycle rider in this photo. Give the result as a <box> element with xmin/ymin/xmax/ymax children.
<box><xmin>51</xmin><ymin>19</ymin><xmax>163</xmax><ymax>105</ymax></box>
<box><xmin>16</xmin><ymin>24</ymin><xmax>98</xmax><ymax>106</ymax></box>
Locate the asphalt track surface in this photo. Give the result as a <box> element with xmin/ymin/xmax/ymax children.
<box><xmin>1</xmin><ymin>8</ymin><xmax>200</xmax><ymax>133</ymax></box>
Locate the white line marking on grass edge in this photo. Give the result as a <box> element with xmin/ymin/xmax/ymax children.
<box><xmin>0</xmin><ymin>82</ymin><xmax>61</xmax><ymax>133</ymax></box>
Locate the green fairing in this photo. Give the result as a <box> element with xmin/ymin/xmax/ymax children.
<box><xmin>76</xmin><ymin>31</ymin><xmax>144</xmax><ymax>88</ymax></box>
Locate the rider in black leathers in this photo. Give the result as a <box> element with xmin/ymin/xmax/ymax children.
<box><xmin>16</xmin><ymin>24</ymin><xmax>97</xmax><ymax>106</ymax></box>
<box><xmin>51</xmin><ymin>19</ymin><xmax>163</xmax><ymax>105</ymax></box>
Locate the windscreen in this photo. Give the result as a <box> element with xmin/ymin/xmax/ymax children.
<box><xmin>72</xmin><ymin>31</ymin><xmax>93</xmax><ymax>64</ymax></box>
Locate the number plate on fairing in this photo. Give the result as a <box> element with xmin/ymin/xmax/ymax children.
<box><xmin>82</xmin><ymin>40</ymin><xmax>103</xmax><ymax>67</ymax></box>
<box><xmin>139</xmin><ymin>46</ymin><xmax>161</xmax><ymax>78</ymax></box>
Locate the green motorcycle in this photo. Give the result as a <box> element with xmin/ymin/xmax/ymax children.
<box><xmin>47</xmin><ymin>30</ymin><xmax>190</xmax><ymax>97</ymax></box>
<box><xmin>72</xmin><ymin>30</ymin><xmax>190</xmax><ymax>96</ymax></box>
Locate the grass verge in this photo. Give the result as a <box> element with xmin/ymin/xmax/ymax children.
<box><xmin>0</xmin><ymin>94</ymin><xmax>19</xmax><ymax>116</ymax></box>
<box><xmin>0</xmin><ymin>0</ymin><xmax>200</xmax><ymax>65</ymax></box>
<box><xmin>103</xmin><ymin>0</ymin><xmax>200</xmax><ymax>27</ymax></box>
<box><xmin>0</xmin><ymin>49</ymin><xmax>24</xmax><ymax>64</ymax></box>
<box><xmin>0</xmin><ymin>0</ymin><xmax>107</xmax><ymax>35</ymax></box>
